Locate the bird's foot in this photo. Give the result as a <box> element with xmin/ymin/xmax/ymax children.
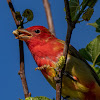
<box><xmin>35</xmin><ymin>65</ymin><xmax>51</xmax><ymax>70</ymax></box>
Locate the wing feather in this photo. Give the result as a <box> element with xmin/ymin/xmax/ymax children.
<box><xmin>57</xmin><ymin>39</ymin><xmax>100</xmax><ymax>85</ymax></box>
<box><xmin>68</xmin><ymin>44</ymin><xmax>100</xmax><ymax>86</ymax></box>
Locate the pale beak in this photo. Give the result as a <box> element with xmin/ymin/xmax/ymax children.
<box><xmin>13</xmin><ymin>29</ymin><xmax>32</xmax><ymax>41</ymax></box>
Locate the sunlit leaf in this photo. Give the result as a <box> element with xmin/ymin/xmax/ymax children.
<box><xmin>82</xmin><ymin>8</ymin><xmax>94</xmax><ymax>21</ymax></box>
<box><xmin>79</xmin><ymin>35</ymin><xmax>100</xmax><ymax>66</ymax></box>
<box><xmin>25</xmin><ymin>96</ymin><xmax>51</xmax><ymax>100</ymax></box>
<box><xmin>88</xmin><ymin>18</ymin><xmax>100</xmax><ymax>32</ymax></box>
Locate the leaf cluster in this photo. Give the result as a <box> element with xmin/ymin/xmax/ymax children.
<box><xmin>65</xmin><ymin>0</ymin><xmax>98</xmax><ymax>22</ymax></box>
<box><xmin>79</xmin><ymin>18</ymin><xmax>100</xmax><ymax>78</ymax></box>
<box><xmin>15</xmin><ymin>9</ymin><xmax>33</xmax><ymax>25</ymax></box>
<box><xmin>79</xmin><ymin>36</ymin><xmax>100</xmax><ymax>78</ymax></box>
<box><xmin>64</xmin><ymin>0</ymin><xmax>100</xmax><ymax>78</ymax></box>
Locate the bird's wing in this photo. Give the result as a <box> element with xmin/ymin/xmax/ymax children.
<box><xmin>57</xmin><ymin>39</ymin><xmax>100</xmax><ymax>85</ymax></box>
<box><xmin>68</xmin><ymin>44</ymin><xmax>100</xmax><ymax>86</ymax></box>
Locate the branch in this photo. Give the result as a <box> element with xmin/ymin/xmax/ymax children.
<box><xmin>42</xmin><ymin>0</ymin><xmax>56</xmax><ymax>36</ymax></box>
<box><xmin>64</xmin><ymin>0</ymin><xmax>72</xmax><ymax>26</ymax></box>
<box><xmin>59</xmin><ymin>0</ymin><xmax>90</xmax><ymax>100</ymax></box>
<box><xmin>63</xmin><ymin>0</ymin><xmax>90</xmax><ymax>57</ymax></box>
<box><xmin>56</xmin><ymin>0</ymin><xmax>75</xmax><ymax>100</ymax></box>
<box><xmin>63</xmin><ymin>0</ymin><xmax>75</xmax><ymax>57</ymax></box>
<box><xmin>63</xmin><ymin>0</ymin><xmax>91</xmax><ymax>68</ymax></box>
<box><xmin>7</xmin><ymin>0</ymin><xmax>31</xmax><ymax>98</ymax></box>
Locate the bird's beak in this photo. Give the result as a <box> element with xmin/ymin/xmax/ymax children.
<box><xmin>13</xmin><ymin>29</ymin><xmax>32</xmax><ymax>41</ymax></box>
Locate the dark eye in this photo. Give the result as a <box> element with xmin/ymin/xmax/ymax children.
<box><xmin>34</xmin><ymin>30</ymin><xmax>40</xmax><ymax>33</ymax></box>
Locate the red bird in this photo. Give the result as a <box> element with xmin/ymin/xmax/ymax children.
<box><xmin>13</xmin><ymin>26</ymin><xmax>100</xmax><ymax>100</ymax></box>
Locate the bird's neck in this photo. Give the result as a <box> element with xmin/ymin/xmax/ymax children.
<box><xmin>25</xmin><ymin>37</ymin><xmax>63</xmax><ymax>67</ymax></box>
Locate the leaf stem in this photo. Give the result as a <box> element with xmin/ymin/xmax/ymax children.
<box><xmin>92</xmin><ymin>53</ymin><xmax>100</xmax><ymax>68</ymax></box>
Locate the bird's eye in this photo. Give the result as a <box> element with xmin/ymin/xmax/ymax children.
<box><xmin>34</xmin><ymin>30</ymin><xmax>40</xmax><ymax>33</ymax></box>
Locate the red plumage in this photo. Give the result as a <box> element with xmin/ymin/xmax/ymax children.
<box><xmin>13</xmin><ymin>26</ymin><xmax>100</xmax><ymax>100</ymax></box>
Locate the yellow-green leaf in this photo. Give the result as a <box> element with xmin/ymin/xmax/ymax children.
<box><xmin>79</xmin><ymin>35</ymin><xmax>100</xmax><ymax>66</ymax></box>
<box><xmin>88</xmin><ymin>18</ymin><xmax>100</xmax><ymax>33</ymax></box>
<box><xmin>25</xmin><ymin>96</ymin><xmax>52</xmax><ymax>100</ymax></box>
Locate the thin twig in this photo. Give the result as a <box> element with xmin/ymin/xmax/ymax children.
<box><xmin>42</xmin><ymin>0</ymin><xmax>62</xmax><ymax>99</ymax></box>
<box><xmin>54</xmin><ymin>69</ymin><xmax>62</xmax><ymax>100</ymax></box>
<box><xmin>42</xmin><ymin>0</ymin><xmax>56</xmax><ymax>36</ymax></box>
<box><xmin>7</xmin><ymin>0</ymin><xmax>31</xmax><ymax>98</ymax></box>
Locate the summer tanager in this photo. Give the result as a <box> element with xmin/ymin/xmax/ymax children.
<box><xmin>13</xmin><ymin>26</ymin><xmax>100</xmax><ymax>100</ymax></box>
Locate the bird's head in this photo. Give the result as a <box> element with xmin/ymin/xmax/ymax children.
<box><xmin>13</xmin><ymin>26</ymin><xmax>55</xmax><ymax>42</ymax></box>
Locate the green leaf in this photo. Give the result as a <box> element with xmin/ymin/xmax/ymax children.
<box><xmin>22</xmin><ymin>9</ymin><xmax>33</xmax><ymax>21</ymax></box>
<box><xmin>88</xmin><ymin>0</ymin><xmax>98</xmax><ymax>8</ymax></box>
<box><xmin>96</xmin><ymin>18</ymin><xmax>100</xmax><ymax>25</ymax></box>
<box><xmin>79</xmin><ymin>35</ymin><xmax>100</xmax><ymax>66</ymax></box>
<box><xmin>83</xmin><ymin>0</ymin><xmax>98</xmax><ymax>8</ymax></box>
<box><xmin>93</xmin><ymin>66</ymin><xmax>100</xmax><ymax>78</ymax></box>
<box><xmin>82</xmin><ymin>8</ymin><xmax>94</xmax><ymax>21</ymax></box>
<box><xmin>96</xmin><ymin>18</ymin><xmax>100</xmax><ymax>32</ymax></box>
<box><xmin>88</xmin><ymin>18</ymin><xmax>100</xmax><ymax>33</ymax></box>
<box><xmin>69</xmin><ymin>0</ymin><xmax>80</xmax><ymax>21</ymax></box>
<box><xmin>25</xmin><ymin>96</ymin><xmax>52</xmax><ymax>100</ymax></box>
<box><xmin>15</xmin><ymin>11</ymin><xmax>22</xmax><ymax>21</ymax></box>
<box><xmin>79</xmin><ymin>48</ymin><xmax>92</xmax><ymax>62</ymax></box>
